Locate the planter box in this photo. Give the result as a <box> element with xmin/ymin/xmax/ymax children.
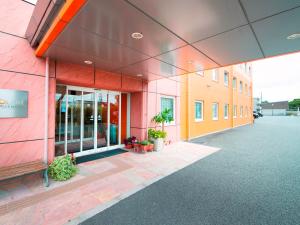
<box><xmin>125</xmin><ymin>144</ymin><xmax>133</xmax><ymax>149</ymax></box>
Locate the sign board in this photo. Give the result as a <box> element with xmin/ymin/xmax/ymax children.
<box><xmin>0</xmin><ymin>89</ymin><xmax>28</xmax><ymax>118</ymax></box>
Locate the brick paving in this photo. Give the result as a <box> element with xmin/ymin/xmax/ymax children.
<box><xmin>0</xmin><ymin>142</ymin><xmax>219</xmax><ymax>225</ymax></box>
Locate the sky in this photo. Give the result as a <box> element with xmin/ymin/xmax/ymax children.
<box><xmin>252</xmin><ymin>52</ymin><xmax>300</xmax><ymax>102</ymax></box>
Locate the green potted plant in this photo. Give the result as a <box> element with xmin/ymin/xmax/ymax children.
<box><xmin>140</xmin><ymin>140</ymin><xmax>150</xmax><ymax>152</ymax></box>
<box><xmin>150</xmin><ymin>109</ymin><xmax>173</xmax><ymax>151</ymax></box>
<box><xmin>48</xmin><ymin>154</ymin><xmax>78</xmax><ymax>181</ymax></box>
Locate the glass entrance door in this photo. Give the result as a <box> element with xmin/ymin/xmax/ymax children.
<box><xmin>55</xmin><ymin>86</ymin><xmax>123</xmax><ymax>157</ymax></box>
<box><xmin>96</xmin><ymin>91</ymin><xmax>108</xmax><ymax>149</ymax></box>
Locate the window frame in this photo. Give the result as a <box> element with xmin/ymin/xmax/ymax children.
<box><xmin>239</xmin><ymin>81</ymin><xmax>243</xmax><ymax>93</ymax></box>
<box><xmin>212</xmin><ymin>69</ymin><xmax>219</xmax><ymax>82</ymax></box>
<box><xmin>195</xmin><ymin>100</ymin><xmax>204</xmax><ymax>122</ymax></box>
<box><xmin>233</xmin><ymin>105</ymin><xmax>237</xmax><ymax>118</ymax></box>
<box><xmin>224</xmin><ymin>71</ymin><xmax>229</xmax><ymax>87</ymax></box>
<box><xmin>224</xmin><ymin>103</ymin><xmax>229</xmax><ymax>120</ymax></box>
<box><xmin>212</xmin><ymin>102</ymin><xmax>219</xmax><ymax>121</ymax></box>
<box><xmin>240</xmin><ymin>106</ymin><xmax>243</xmax><ymax>118</ymax></box>
<box><xmin>160</xmin><ymin>95</ymin><xmax>176</xmax><ymax>126</ymax></box>
<box><xmin>232</xmin><ymin>77</ymin><xmax>237</xmax><ymax>89</ymax></box>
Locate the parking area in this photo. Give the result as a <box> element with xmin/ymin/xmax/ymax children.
<box><xmin>82</xmin><ymin>116</ymin><xmax>300</xmax><ymax>225</ymax></box>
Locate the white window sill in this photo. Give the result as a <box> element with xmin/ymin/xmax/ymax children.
<box><xmin>195</xmin><ymin>119</ymin><xmax>203</xmax><ymax>122</ymax></box>
<box><xmin>233</xmin><ymin>116</ymin><xmax>237</xmax><ymax>118</ymax></box>
<box><xmin>224</xmin><ymin>117</ymin><xmax>228</xmax><ymax>120</ymax></box>
<box><xmin>212</xmin><ymin>118</ymin><xmax>218</xmax><ymax>121</ymax></box>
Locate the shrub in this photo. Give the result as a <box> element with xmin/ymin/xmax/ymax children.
<box><xmin>140</xmin><ymin>140</ymin><xmax>150</xmax><ymax>145</ymax></box>
<box><xmin>48</xmin><ymin>154</ymin><xmax>78</xmax><ymax>181</ymax></box>
<box><xmin>148</xmin><ymin>128</ymin><xmax>167</xmax><ymax>139</ymax></box>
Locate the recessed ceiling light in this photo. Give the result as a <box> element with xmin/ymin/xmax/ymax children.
<box><xmin>131</xmin><ymin>32</ymin><xmax>143</xmax><ymax>39</ymax></box>
<box><xmin>137</xmin><ymin>74</ymin><xmax>143</xmax><ymax>77</ymax></box>
<box><xmin>287</xmin><ymin>33</ymin><xmax>300</xmax><ymax>40</ymax></box>
<box><xmin>84</xmin><ymin>60</ymin><xmax>93</xmax><ymax>64</ymax></box>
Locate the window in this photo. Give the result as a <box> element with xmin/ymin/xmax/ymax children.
<box><xmin>212</xmin><ymin>103</ymin><xmax>219</xmax><ymax>120</ymax></box>
<box><xmin>195</xmin><ymin>101</ymin><xmax>203</xmax><ymax>121</ymax></box>
<box><xmin>161</xmin><ymin>96</ymin><xmax>175</xmax><ymax>125</ymax></box>
<box><xmin>233</xmin><ymin>105</ymin><xmax>237</xmax><ymax>118</ymax></box>
<box><xmin>224</xmin><ymin>104</ymin><xmax>229</xmax><ymax>119</ymax></box>
<box><xmin>239</xmin><ymin>81</ymin><xmax>243</xmax><ymax>93</ymax></box>
<box><xmin>240</xmin><ymin>106</ymin><xmax>243</xmax><ymax>118</ymax></box>
<box><xmin>233</xmin><ymin>77</ymin><xmax>237</xmax><ymax>89</ymax></box>
<box><xmin>196</xmin><ymin>71</ymin><xmax>204</xmax><ymax>76</ymax></box>
<box><xmin>212</xmin><ymin>69</ymin><xmax>219</xmax><ymax>81</ymax></box>
<box><xmin>224</xmin><ymin>71</ymin><xmax>229</xmax><ymax>86</ymax></box>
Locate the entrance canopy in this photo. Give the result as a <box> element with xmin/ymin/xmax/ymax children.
<box><xmin>27</xmin><ymin>0</ymin><xmax>300</xmax><ymax>80</ymax></box>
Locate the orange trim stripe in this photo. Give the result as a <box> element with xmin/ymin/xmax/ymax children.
<box><xmin>35</xmin><ymin>0</ymin><xmax>86</xmax><ymax>57</ymax></box>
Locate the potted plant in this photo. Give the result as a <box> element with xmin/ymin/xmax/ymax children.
<box><xmin>140</xmin><ymin>140</ymin><xmax>150</xmax><ymax>152</ymax></box>
<box><xmin>124</xmin><ymin>136</ymin><xmax>137</xmax><ymax>149</ymax></box>
<box><xmin>150</xmin><ymin>109</ymin><xmax>173</xmax><ymax>151</ymax></box>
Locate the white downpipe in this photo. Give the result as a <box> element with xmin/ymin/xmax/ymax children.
<box><xmin>44</xmin><ymin>57</ymin><xmax>49</xmax><ymax>163</ymax></box>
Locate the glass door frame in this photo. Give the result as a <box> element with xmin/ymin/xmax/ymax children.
<box><xmin>64</xmin><ymin>85</ymin><xmax>123</xmax><ymax>157</ymax></box>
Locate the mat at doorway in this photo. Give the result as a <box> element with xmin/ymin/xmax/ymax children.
<box><xmin>75</xmin><ymin>149</ymin><xmax>127</xmax><ymax>164</ymax></box>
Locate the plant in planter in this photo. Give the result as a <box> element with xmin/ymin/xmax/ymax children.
<box><xmin>48</xmin><ymin>154</ymin><xmax>78</xmax><ymax>181</ymax></box>
<box><xmin>148</xmin><ymin>129</ymin><xmax>167</xmax><ymax>151</ymax></box>
<box><xmin>140</xmin><ymin>140</ymin><xmax>150</xmax><ymax>152</ymax></box>
<box><xmin>139</xmin><ymin>140</ymin><xmax>154</xmax><ymax>152</ymax></box>
<box><xmin>150</xmin><ymin>109</ymin><xmax>173</xmax><ymax>151</ymax></box>
<box><xmin>124</xmin><ymin>136</ymin><xmax>137</xmax><ymax>149</ymax></box>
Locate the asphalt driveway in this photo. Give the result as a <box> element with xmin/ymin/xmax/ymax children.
<box><xmin>81</xmin><ymin>116</ymin><xmax>300</xmax><ymax>225</ymax></box>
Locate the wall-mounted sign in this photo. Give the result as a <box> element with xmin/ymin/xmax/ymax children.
<box><xmin>0</xmin><ymin>89</ymin><xmax>28</xmax><ymax>118</ymax></box>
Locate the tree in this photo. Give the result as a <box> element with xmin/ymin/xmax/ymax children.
<box><xmin>152</xmin><ymin>109</ymin><xmax>173</xmax><ymax>132</ymax></box>
<box><xmin>288</xmin><ymin>98</ymin><xmax>300</xmax><ymax>110</ymax></box>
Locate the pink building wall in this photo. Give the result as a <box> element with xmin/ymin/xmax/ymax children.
<box><xmin>0</xmin><ymin>0</ymin><xmax>180</xmax><ymax>167</ymax></box>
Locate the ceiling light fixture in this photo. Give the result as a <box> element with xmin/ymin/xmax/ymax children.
<box><xmin>287</xmin><ymin>33</ymin><xmax>300</xmax><ymax>40</ymax></box>
<box><xmin>137</xmin><ymin>74</ymin><xmax>143</xmax><ymax>77</ymax></box>
<box><xmin>84</xmin><ymin>60</ymin><xmax>93</xmax><ymax>65</ymax></box>
<box><xmin>131</xmin><ymin>32</ymin><xmax>143</xmax><ymax>39</ymax></box>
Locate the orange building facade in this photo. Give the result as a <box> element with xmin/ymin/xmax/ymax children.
<box><xmin>180</xmin><ymin>63</ymin><xmax>253</xmax><ymax>140</ymax></box>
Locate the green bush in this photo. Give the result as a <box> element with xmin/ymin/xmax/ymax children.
<box><xmin>148</xmin><ymin>129</ymin><xmax>167</xmax><ymax>139</ymax></box>
<box><xmin>48</xmin><ymin>154</ymin><xmax>78</xmax><ymax>181</ymax></box>
<box><xmin>140</xmin><ymin>140</ymin><xmax>150</xmax><ymax>145</ymax></box>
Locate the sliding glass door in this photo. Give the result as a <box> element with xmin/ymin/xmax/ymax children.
<box><xmin>55</xmin><ymin>85</ymin><xmax>123</xmax><ymax>157</ymax></box>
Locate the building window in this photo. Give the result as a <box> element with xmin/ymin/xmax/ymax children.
<box><xmin>224</xmin><ymin>71</ymin><xmax>229</xmax><ymax>86</ymax></box>
<box><xmin>196</xmin><ymin>71</ymin><xmax>204</xmax><ymax>76</ymax></box>
<box><xmin>240</xmin><ymin>106</ymin><xmax>243</xmax><ymax>118</ymax></box>
<box><xmin>161</xmin><ymin>96</ymin><xmax>175</xmax><ymax>125</ymax></box>
<box><xmin>233</xmin><ymin>77</ymin><xmax>237</xmax><ymax>89</ymax></box>
<box><xmin>233</xmin><ymin>105</ymin><xmax>237</xmax><ymax>118</ymax></box>
<box><xmin>212</xmin><ymin>103</ymin><xmax>219</xmax><ymax>120</ymax></box>
<box><xmin>212</xmin><ymin>69</ymin><xmax>219</xmax><ymax>81</ymax></box>
<box><xmin>239</xmin><ymin>81</ymin><xmax>243</xmax><ymax>93</ymax></box>
<box><xmin>195</xmin><ymin>101</ymin><xmax>203</xmax><ymax>122</ymax></box>
<box><xmin>224</xmin><ymin>104</ymin><xmax>229</xmax><ymax>119</ymax></box>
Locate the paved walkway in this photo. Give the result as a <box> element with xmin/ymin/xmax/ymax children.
<box><xmin>81</xmin><ymin>117</ymin><xmax>300</xmax><ymax>225</ymax></box>
<box><xmin>0</xmin><ymin>142</ymin><xmax>219</xmax><ymax>225</ymax></box>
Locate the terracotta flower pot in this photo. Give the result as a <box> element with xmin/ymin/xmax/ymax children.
<box><xmin>140</xmin><ymin>145</ymin><xmax>148</xmax><ymax>152</ymax></box>
<box><xmin>133</xmin><ymin>143</ymin><xmax>141</xmax><ymax>152</ymax></box>
<box><xmin>148</xmin><ymin>144</ymin><xmax>154</xmax><ymax>152</ymax></box>
<box><xmin>125</xmin><ymin>144</ymin><xmax>133</xmax><ymax>149</ymax></box>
